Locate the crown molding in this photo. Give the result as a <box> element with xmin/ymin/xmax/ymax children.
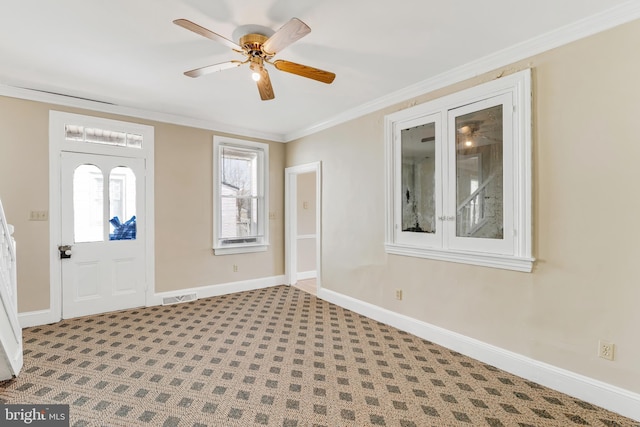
<box><xmin>284</xmin><ymin>1</ymin><xmax>640</xmax><ymax>142</ymax></box>
<box><xmin>0</xmin><ymin>84</ymin><xmax>285</xmax><ymax>143</ymax></box>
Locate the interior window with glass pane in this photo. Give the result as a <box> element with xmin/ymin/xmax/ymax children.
<box><xmin>220</xmin><ymin>146</ymin><xmax>260</xmax><ymax>243</ymax></box>
<box><xmin>455</xmin><ymin>105</ymin><xmax>503</xmax><ymax>239</ymax></box>
<box><xmin>401</xmin><ymin>123</ymin><xmax>436</xmax><ymax>233</ymax></box>
<box><xmin>385</xmin><ymin>70</ymin><xmax>532</xmax><ymax>271</ymax></box>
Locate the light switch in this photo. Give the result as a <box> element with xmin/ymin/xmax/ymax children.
<box><xmin>29</xmin><ymin>210</ymin><xmax>49</xmax><ymax>221</ymax></box>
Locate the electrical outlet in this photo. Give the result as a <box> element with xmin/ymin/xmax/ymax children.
<box><xmin>269</xmin><ymin>212</ymin><xmax>276</xmax><ymax>220</ymax></box>
<box><xmin>395</xmin><ymin>289</ymin><xmax>403</xmax><ymax>300</ymax></box>
<box><xmin>233</xmin><ymin>265</ymin><xmax>238</xmax><ymax>273</ymax></box>
<box><xmin>598</xmin><ymin>340</ymin><xmax>615</xmax><ymax>361</ymax></box>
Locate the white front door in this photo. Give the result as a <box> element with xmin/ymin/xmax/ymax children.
<box><xmin>60</xmin><ymin>151</ymin><xmax>146</xmax><ymax>319</ymax></box>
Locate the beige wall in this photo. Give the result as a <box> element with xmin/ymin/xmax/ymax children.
<box><xmin>296</xmin><ymin>172</ymin><xmax>316</xmax><ymax>236</ymax></box>
<box><xmin>0</xmin><ymin>98</ymin><xmax>284</xmax><ymax>312</ymax></box>
<box><xmin>154</xmin><ymin>123</ymin><xmax>284</xmax><ymax>292</ymax></box>
<box><xmin>0</xmin><ymin>98</ymin><xmax>50</xmax><ymax>312</ymax></box>
<box><xmin>285</xmin><ymin>20</ymin><xmax>640</xmax><ymax>393</ymax></box>
<box><xmin>296</xmin><ymin>172</ymin><xmax>316</xmax><ymax>273</ymax></box>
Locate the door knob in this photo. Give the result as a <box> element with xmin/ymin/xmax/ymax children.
<box><xmin>58</xmin><ymin>245</ymin><xmax>72</xmax><ymax>259</ymax></box>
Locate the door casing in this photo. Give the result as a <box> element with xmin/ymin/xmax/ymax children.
<box><xmin>48</xmin><ymin>111</ymin><xmax>155</xmax><ymax>324</ymax></box>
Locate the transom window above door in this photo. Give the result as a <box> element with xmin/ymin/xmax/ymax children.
<box><xmin>65</xmin><ymin>125</ymin><xmax>143</xmax><ymax>148</ymax></box>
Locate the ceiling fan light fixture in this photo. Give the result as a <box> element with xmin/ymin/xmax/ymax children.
<box><xmin>459</xmin><ymin>125</ymin><xmax>472</xmax><ymax>134</ymax></box>
<box><xmin>250</xmin><ymin>57</ymin><xmax>264</xmax><ymax>81</ymax></box>
<box><xmin>174</xmin><ymin>17</ymin><xmax>335</xmax><ymax>101</ymax></box>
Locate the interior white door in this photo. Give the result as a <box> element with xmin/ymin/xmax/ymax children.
<box><xmin>60</xmin><ymin>151</ymin><xmax>146</xmax><ymax>319</ymax></box>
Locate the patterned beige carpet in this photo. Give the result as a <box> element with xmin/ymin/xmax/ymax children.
<box><xmin>0</xmin><ymin>285</ymin><xmax>637</xmax><ymax>426</ymax></box>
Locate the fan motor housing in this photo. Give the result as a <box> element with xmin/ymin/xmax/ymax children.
<box><xmin>240</xmin><ymin>33</ymin><xmax>269</xmax><ymax>57</ymax></box>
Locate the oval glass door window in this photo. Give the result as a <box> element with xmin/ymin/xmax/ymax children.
<box><xmin>73</xmin><ymin>164</ymin><xmax>104</xmax><ymax>243</ymax></box>
<box><xmin>109</xmin><ymin>166</ymin><xmax>137</xmax><ymax>240</ymax></box>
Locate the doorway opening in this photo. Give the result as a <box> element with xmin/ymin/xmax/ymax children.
<box><xmin>285</xmin><ymin>162</ymin><xmax>321</xmax><ymax>295</ymax></box>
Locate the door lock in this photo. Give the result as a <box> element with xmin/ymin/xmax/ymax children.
<box><xmin>58</xmin><ymin>245</ymin><xmax>72</xmax><ymax>259</ymax></box>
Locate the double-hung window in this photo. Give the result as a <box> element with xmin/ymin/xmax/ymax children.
<box><xmin>385</xmin><ymin>69</ymin><xmax>533</xmax><ymax>271</ymax></box>
<box><xmin>213</xmin><ymin>136</ymin><xmax>269</xmax><ymax>255</ymax></box>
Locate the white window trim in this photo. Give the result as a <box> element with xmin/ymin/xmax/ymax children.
<box><xmin>213</xmin><ymin>136</ymin><xmax>269</xmax><ymax>255</ymax></box>
<box><xmin>384</xmin><ymin>69</ymin><xmax>534</xmax><ymax>272</ymax></box>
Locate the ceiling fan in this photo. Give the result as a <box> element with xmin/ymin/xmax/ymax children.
<box><xmin>174</xmin><ymin>17</ymin><xmax>336</xmax><ymax>101</ymax></box>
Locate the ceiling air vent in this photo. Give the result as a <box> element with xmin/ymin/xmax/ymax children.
<box><xmin>162</xmin><ymin>293</ymin><xmax>197</xmax><ymax>306</ymax></box>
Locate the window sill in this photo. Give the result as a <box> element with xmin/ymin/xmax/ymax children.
<box><xmin>385</xmin><ymin>243</ymin><xmax>534</xmax><ymax>272</ymax></box>
<box><xmin>213</xmin><ymin>244</ymin><xmax>268</xmax><ymax>256</ymax></box>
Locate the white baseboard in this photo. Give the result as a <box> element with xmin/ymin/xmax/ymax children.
<box><xmin>296</xmin><ymin>270</ymin><xmax>316</xmax><ymax>281</ymax></box>
<box><xmin>19</xmin><ymin>309</ymin><xmax>59</xmax><ymax>329</ymax></box>
<box><xmin>19</xmin><ymin>275</ymin><xmax>286</xmax><ymax>328</ymax></box>
<box><xmin>317</xmin><ymin>287</ymin><xmax>640</xmax><ymax>422</ymax></box>
<box><xmin>148</xmin><ymin>275</ymin><xmax>286</xmax><ymax>307</ymax></box>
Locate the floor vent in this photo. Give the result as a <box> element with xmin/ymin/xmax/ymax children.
<box><xmin>162</xmin><ymin>293</ymin><xmax>197</xmax><ymax>306</ymax></box>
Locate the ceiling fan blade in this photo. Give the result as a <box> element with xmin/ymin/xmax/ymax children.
<box><xmin>256</xmin><ymin>68</ymin><xmax>275</xmax><ymax>101</ymax></box>
<box><xmin>174</xmin><ymin>19</ymin><xmax>242</xmax><ymax>51</ymax></box>
<box><xmin>272</xmin><ymin>60</ymin><xmax>335</xmax><ymax>84</ymax></box>
<box><xmin>184</xmin><ymin>61</ymin><xmax>243</xmax><ymax>78</ymax></box>
<box><xmin>262</xmin><ymin>18</ymin><xmax>311</xmax><ymax>55</ymax></box>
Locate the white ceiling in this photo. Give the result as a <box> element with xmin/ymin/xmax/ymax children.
<box><xmin>0</xmin><ymin>1</ymin><xmax>637</xmax><ymax>141</ymax></box>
